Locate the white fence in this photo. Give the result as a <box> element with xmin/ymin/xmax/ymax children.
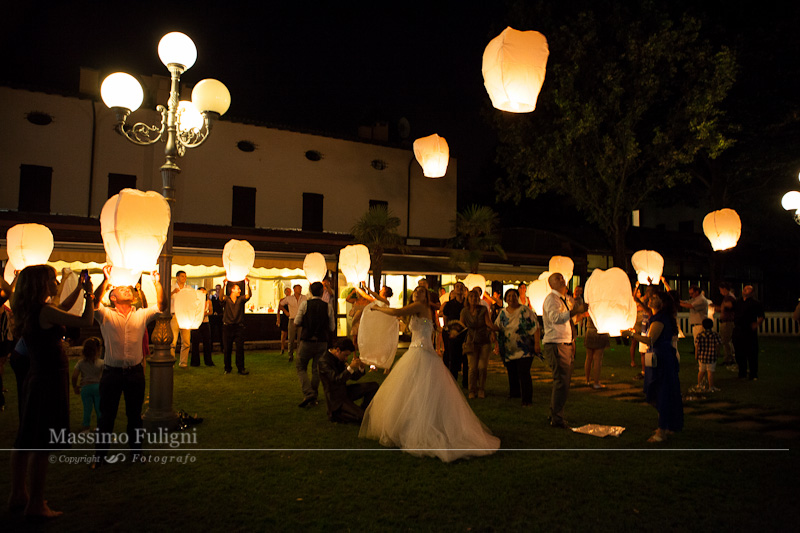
<box><xmin>677</xmin><ymin>312</ymin><xmax>800</xmax><ymax>337</ymax></box>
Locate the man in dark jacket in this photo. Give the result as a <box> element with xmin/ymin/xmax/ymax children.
<box><xmin>295</xmin><ymin>282</ymin><xmax>335</xmax><ymax>407</ymax></box>
<box><xmin>318</xmin><ymin>338</ymin><xmax>378</xmax><ymax>423</ymax></box>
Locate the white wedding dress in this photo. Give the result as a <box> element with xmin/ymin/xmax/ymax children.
<box><xmin>359</xmin><ymin>315</ymin><xmax>500</xmax><ymax>462</ymax></box>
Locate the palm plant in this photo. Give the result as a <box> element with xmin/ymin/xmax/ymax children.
<box><xmin>351</xmin><ymin>205</ymin><xmax>406</xmax><ymax>291</ymax></box>
<box><xmin>450</xmin><ymin>205</ymin><xmax>505</xmax><ymax>273</ymax></box>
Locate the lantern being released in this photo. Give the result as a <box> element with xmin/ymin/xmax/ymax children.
<box><xmin>6</xmin><ymin>223</ymin><xmax>54</xmax><ymax>269</ymax></box>
<box><xmin>702</xmin><ymin>209</ymin><xmax>741</xmax><ymax>251</ymax></box>
<box><xmin>584</xmin><ymin>268</ymin><xmax>637</xmax><ymax>336</ymax></box>
<box><xmin>482</xmin><ymin>27</ymin><xmax>550</xmax><ymax>113</ymax></box>
<box><xmin>548</xmin><ymin>256</ymin><xmax>573</xmax><ymax>284</ymax></box>
<box><xmin>631</xmin><ymin>250</ymin><xmax>664</xmax><ymax>285</ymax></box>
<box><xmin>101</xmin><ymin>189</ymin><xmax>170</xmax><ymax>287</ymax></box>
<box><xmin>303</xmin><ymin>252</ymin><xmax>327</xmax><ymax>283</ymax></box>
<box><xmin>357</xmin><ymin>301</ymin><xmax>399</xmax><ymax>370</ymax></box>
<box><xmin>174</xmin><ymin>288</ymin><xmax>206</xmax><ymax>329</ymax></box>
<box><xmin>529</xmin><ymin>278</ymin><xmax>550</xmax><ymax>315</ymax></box>
<box><xmin>413</xmin><ymin>134</ymin><xmax>449</xmax><ymax>178</ymax></box>
<box><xmin>339</xmin><ymin>244</ymin><xmax>370</xmax><ymax>285</ymax></box>
<box><xmin>463</xmin><ymin>273</ymin><xmax>487</xmax><ymax>294</ymax></box>
<box><xmin>223</xmin><ymin>239</ymin><xmax>255</xmax><ymax>282</ymax></box>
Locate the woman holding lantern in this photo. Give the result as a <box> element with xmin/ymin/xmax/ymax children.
<box><xmin>622</xmin><ymin>290</ymin><xmax>683</xmax><ymax>443</ymax></box>
<box><xmin>9</xmin><ymin>265</ymin><xmax>94</xmax><ymax>518</ymax></box>
<box><xmin>359</xmin><ymin>286</ymin><xmax>500</xmax><ymax>462</ymax></box>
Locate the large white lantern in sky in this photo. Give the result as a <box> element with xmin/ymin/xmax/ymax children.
<box><xmin>548</xmin><ymin>256</ymin><xmax>573</xmax><ymax>284</ymax></box>
<box><xmin>413</xmin><ymin>134</ymin><xmax>449</xmax><ymax>178</ymax></box>
<box><xmin>339</xmin><ymin>244</ymin><xmax>370</xmax><ymax>285</ymax></box>
<box><xmin>357</xmin><ymin>301</ymin><xmax>399</xmax><ymax>370</ymax></box>
<box><xmin>6</xmin><ymin>223</ymin><xmax>54</xmax><ymax>269</ymax></box>
<box><xmin>631</xmin><ymin>250</ymin><xmax>664</xmax><ymax>285</ymax></box>
<box><xmin>223</xmin><ymin>239</ymin><xmax>255</xmax><ymax>282</ymax></box>
<box><xmin>303</xmin><ymin>252</ymin><xmax>327</xmax><ymax>283</ymax></box>
<box><xmin>482</xmin><ymin>26</ymin><xmax>550</xmax><ymax>113</ymax></box>
<box><xmin>584</xmin><ymin>267</ymin><xmax>637</xmax><ymax>336</ymax></box>
<box><xmin>529</xmin><ymin>278</ymin><xmax>550</xmax><ymax>315</ymax></box>
<box><xmin>463</xmin><ymin>273</ymin><xmax>487</xmax><ymax>294</ymax></box>
<box><xmin>101</xmin><ymin>189</ymin><xmax>170</xmax><ymax>287</ymax></box>
<box><xmin>174</xmin><ymin>288</ymin><xmax>206</xmax><ymax>329</ymax></box>
<box><xmin>702</xmin><ymin>209</ymin><xmax>741</xmax><ymax>251</ymax></box>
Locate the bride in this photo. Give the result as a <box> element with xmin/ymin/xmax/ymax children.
<box><xmin>358</xmin><ymin>286</ymin><xmax>500</xmax><ymax>462</ymax></box>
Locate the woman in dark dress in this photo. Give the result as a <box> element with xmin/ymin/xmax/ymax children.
<box><xmin>9</xmin><ymin>265</ymin><xmax>93</xmax><ymax>518</ymax></box>
<box><xmin>623</xmin><ymin>290</ymin><xmax>683</xmax><ymax>443</ymax></box>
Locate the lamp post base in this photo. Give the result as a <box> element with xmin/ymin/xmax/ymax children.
<box><xmin>143</xmin><ymin>313</ymin><xmax>179</xmax><ymax>431</ymax></box>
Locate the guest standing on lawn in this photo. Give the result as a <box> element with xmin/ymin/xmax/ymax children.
<box><xmin>494</xmin><ymin>288</ymin><xmax>539</xmax><ymax>407</ymax></box>
<box><xmin>222</xmin><ymin>278</ymin><xmax>251</xmax><ymax>375</ymax></box>
<box><xmin>623</xmin><ymin>290</ymin><xmax>683</xmax><ymax>443</ymax></box>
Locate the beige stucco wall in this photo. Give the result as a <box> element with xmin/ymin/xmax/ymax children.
<box><xmin>0</xmin><ymin>86</ymin><xmax>457</xmax><ymax>239</ymax></box>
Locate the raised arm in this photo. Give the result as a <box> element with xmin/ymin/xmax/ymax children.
<box><xmin>372</xmin><ymin>300</ymin><xmax>428</xmax><ymax>318</ymax></box>
<box><xmin>41</xmin><ymin>280</ymin><xmax>95</xmax><ymax>329</ymax></box>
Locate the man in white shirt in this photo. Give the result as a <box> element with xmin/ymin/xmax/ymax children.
<box><xmin>542</xmin><ymin>273</ymin><xmax>586</xmax><ymax>428</ymax></box>
<box><xmin>285</xmin><ymin>284</ymin><xmax>307</xmax><ymax>362</ymax></box>
<box><xmin>93</xmin><ymin>265</ymin><xmax>165</xmax><ymax>463</ymax></box>
<box><xmin>680</xmin><ymin>286</ymin><xmax>709</xmax><ymax>353</ymax></box>
<box><xmin>170</xmin><ymin>270</ymin><xmax>192</xmax><ymax>368</ymax></box>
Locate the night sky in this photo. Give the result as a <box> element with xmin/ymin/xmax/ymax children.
<box><xmin>3</xmin><ymin>1</ymin><xmax>800</xmax><ymax>224</ymax></box>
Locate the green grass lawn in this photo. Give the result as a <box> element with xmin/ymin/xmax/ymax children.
<box><xmin>0</xmin><ymin>337</ymin><xmax>798</xmax><ymax>532</ymax></box>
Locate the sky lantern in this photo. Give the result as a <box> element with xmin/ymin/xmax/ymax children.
<box><xmin>413</xmin><ymin>134</ymin><xmax>449</xmax><ymax>178</ymax></box>
<box><xmin>781</xmin><ymin>191</ymin><xmax>800</xmax><ymax>223</ymax></box>
<box><xmin>339</xmin><ymin>244</ymin><xmax>370</xmax><ymax>285</ymax></box>
<box><xmin>6</xmin><ymin>223</ymin><xmax>54</xmax><ymax>269</ymax></box>
<box><xmin>174</xmin><ymin>288</ymin><xmax>206</xmax><ymax>329</ymax></box>
<box><xmin>357</xmin><ymin>301</ymin><xmax>399</xmax><ymax>370</ymax></box>
<box><xmin>3</xmin><ymin>260</ymin><xmax>16</xmax><ymax>285</ymax></box>
<box><xmin>702</xmin><ymin>209</ymin><xmax>741</xmax><ymax>251</ymax></box>
<box><xmin>584</xmin><ymin>267</ymin><xmax>637</xmax><ymax>336</ymax></box>
<box><xmin>223</xmin><ymin>239</ymin><xmax>255</xmax><ymax>282</ymax></box>
<box><xmin>548</xmin><ymin>256</ymin><xmax>573</xmax><ymax>284</ymax></box>
<box><xmin>303</xmin><ymin>252</ymin><xmax>327</xmax><ymax>283</ymax></box>
<box><xmin>482</xmin><ymin>26</ymin><xmax>550</xmax><ymax>113</ymax></box>
<box><xmin>631</xmin><ymin>250</ymin><xmax>664</xmax><ymax>285</ymax></box>
<box><xmin>57</xmin><ymin>269</ymin><xmax>86</xmax><ymax>315</ymax></box>
<box><xmin>463</xmin><ymin>273</ymin><xmax>487</xmax><ymax>293</ymax></box>
<box><xmin>100</xmin><ymin>189</ymin><xmax>170</xmax><ymax>287</ymax></box>
<box><xmin>529</xmin><ymin>278</ymin><xmax>550</xmax><ymax>315</ymax></box>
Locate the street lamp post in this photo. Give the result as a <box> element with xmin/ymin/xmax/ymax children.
<box><xmin>101</xmin><ymin>32</ymin><xmax>230</xmax><ymax>430</ymax></box>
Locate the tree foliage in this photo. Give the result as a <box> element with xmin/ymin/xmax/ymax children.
<box><xmin>493</xmin><ymin>3</ymin><xmax>737</xmax><ymax>269</ymax></box>
<box><xmin>351</xmin><ymin>205</ymin><xmax>405</xmax><ymax>291</ymax></box>
<box><xmin>450</xmin><ymin>204</ymin><xmax>506</xmax><ymax>273</ymax></box>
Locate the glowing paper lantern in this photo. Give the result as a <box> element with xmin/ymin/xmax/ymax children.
<box><xmin>58</xmin><ymin>268</ymin><xmax>85</xmax><ymax>316</ymax></box>
<box><xmin>357</xmin><ymin>301</ymin><xmax>399</xmax><ymax>370</ymax></box>
<box><xmin>339</xmin><ymin>244</ymin><xmax>371</xmax><ymax>285</ymax></box>
<box><xmin>702</xmin><ymin>209</ymin><xmax>741</xmax><ymax>251</ymax></box>
<box><xmin>303</xmin><ymin>252</ymin><xmax>327</xmax><ymax>283</ymax></box>
<box><xmin>174</xmin><ymin>288</ymin><xmax>205</xmax><ymax>329</ymax></box>
<box><xmin>6</xmin><ymin>223</ymin><xmax>54</xmax><ymax>269</ymax></box>
<box><xmin>631</xmin><ymin>250</ymin><xmax>664</xmax><ymax>285</ymax></box>
<box><xmin>482</xmin><ymin>26</ymin><xmax>550</xmax><ymax>113</ymax></box>
<box><xmin>223</xmin><ymin>239</ymin><xmax>255</xmax><ymax>282</ymax></box>
<box><xmin>3</xmin><ymin>260</ymin><xmax>16</xmax><ymax>285</ymax></box>
<box><xmin>413</xmin><ymin>134</ymin><xmax>449</xmax><ymax>178</ymax></box>
<box><xmin>529</xmin><ymin>278</ymin><xmax>550</xmax><ymax>315</ymax></box>
<box><xmin>463</xmin><ymin>273</ymin><xmax>487</xmax><ymax>293</ymax></box>
<box><xmin>101</xmin><ymin>189</ymin><xmax>170</xmax><ymax>287</ymax></box>
<box><xmin>584</xmin><ymin>268</ymin><xmax>637</xmax><ymax>336</ymax></box>
<box><xmin>548</xmin><ymin>256</ymin><xmax>574</xmax><ymax>284</ymax></box>
<box><xmin>781</xmin><ymin>191</ymin><xmax>800</xmax><ymax>214</ymax></box>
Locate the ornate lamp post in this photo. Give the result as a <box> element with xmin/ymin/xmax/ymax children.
<box><xmin>100</xmin><ymin>32</ymin><xmax>230</xmax><ymax>430</ymax></box>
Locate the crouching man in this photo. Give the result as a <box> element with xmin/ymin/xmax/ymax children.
<box><xmin>318</xmin><ymin>338</ymin><xmax>378</xmax><ymax>424</ymax></box>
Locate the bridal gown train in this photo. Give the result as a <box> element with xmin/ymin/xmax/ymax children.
<box><xmin>358</xmin><ymin>315</ymin><xmax>500</xmax><ymax>462</ymax></box>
